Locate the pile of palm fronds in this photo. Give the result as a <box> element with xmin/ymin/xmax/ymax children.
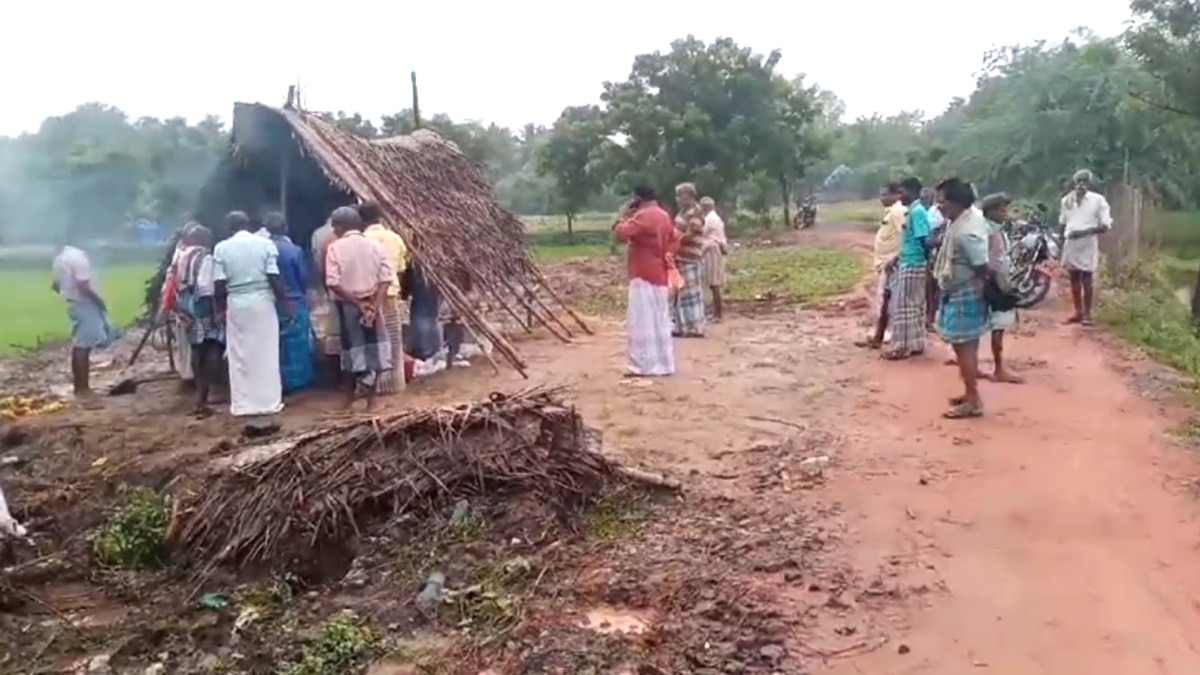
<box><xmin>171</xmin><ymin>386</ymin><xmax>672</xmax><ymax>570</ymax></box>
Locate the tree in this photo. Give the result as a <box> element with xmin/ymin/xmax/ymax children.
<box><xmin>598</xmin><ymin>36</ymin><xmax>803</xmax><ymax>207</ymax></box>
<box><xmin>535</xmin><ymin>105</ymin><xmax>607</xmax><ymax>234</ymax></box>
<box><xmin>1126</xmin><ymin>0</ymin><xmax>1200</xmax><ymax>119</ymax></box>
<box><xmin>748</xmin><ymin>74</ymin><xmax>829</xmax><ymax>225</ymax></box>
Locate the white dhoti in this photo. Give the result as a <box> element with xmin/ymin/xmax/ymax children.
<box><xmin>226</xmin><ymin>297</ymin><xmax>284</xmax><ymax>417</ymax></box>
<box><xmin>1061</xmin><ymin>234</ymin><xmax>1100</xmax><ymax>273</ymax></box>
<box><xmin>173</xmin><ymin>318</ymin><xmax>193</xmax><ymax>381</ymax></box>
<box><xmin>626</xmin><ymin>278</ymin><xmax>674</xmax><ymax>376</ymax></box>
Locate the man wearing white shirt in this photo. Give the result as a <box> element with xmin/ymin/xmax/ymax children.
<box><xmin>699</xmin><ymin>196</ymin><xmax>728</xmax><ymax>321</ymax></box>
<box><xmin>1059</xmin><ymin>169</ymin><xmax>1112</xmax><ymax>325</ymax></box>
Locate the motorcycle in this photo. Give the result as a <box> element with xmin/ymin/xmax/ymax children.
<box><xmin>795</xmin><ymin>203</ymin><xmax>818</xmax><ymax>229</ymax></box>
<box><xmin>1006</xmin><ymin>209</ymin><xmax>1061</xmax><ymax>309</ymax></box>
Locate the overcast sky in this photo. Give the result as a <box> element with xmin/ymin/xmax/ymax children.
<box><xmin>0</xmin><ymin>0</ymin><xmax>1134</xmax><ymax>136</ymax></box>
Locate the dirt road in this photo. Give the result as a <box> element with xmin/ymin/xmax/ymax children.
<box><xmin>823</xmin><ymin>309</ymin><xmax>1200</xmax><ymax>674</ymax></box>
<box><xmin>8</xmin><ymin>230</ymin><xmax>1200</xmax><ymax>673</ymax></box>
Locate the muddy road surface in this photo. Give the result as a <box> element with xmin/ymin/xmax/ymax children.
<box><xmin>4</xmin><ymin>226</ymin><xmax>1200</xmax><ymax>673</ymax></box>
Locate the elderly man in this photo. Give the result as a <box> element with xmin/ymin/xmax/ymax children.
<box><xmin>699</xmin><ymin>196</ymin><xmax>727</xmax><ymax>321</ymax></box>
<box><xmin>857</xmin><ymin>182</ymin><xmax>906</xmax><ymax>348</ymax></box>
<box><xmin>1059</xmin><ymin>169</ymin><xmax>1113</xmax><ymax>325</ymax></box>
<box><xmin>52</xmin><ymin>239</ymin><xmax>116</xmax><ymax>402</ymax></box>
<box><xmin>213</xmin><ymin>211</ymin><xmax>292</xmax><ymax>425</ymax></box>
<box><xmin>325</xmin><ymin>206</ymin><xmax>394</xmax><ymax>410</ymax></box>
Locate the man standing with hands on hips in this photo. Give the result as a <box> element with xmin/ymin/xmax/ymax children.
<box><xmin>1059</xmin><ymin>169</ymin><xmax>1113</xmax><ymax>326</ymax></box>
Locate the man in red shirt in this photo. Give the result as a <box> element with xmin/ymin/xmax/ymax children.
<box><xmin>613</xmin><ymin>185</ymin><xmax>677</xmax><ymax>376</ymax></box>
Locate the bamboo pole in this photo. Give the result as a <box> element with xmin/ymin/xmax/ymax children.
<box><xmin>411</xmin><ymin>71</ymin><xmax>421</xmax><ymax>129</ymax></box>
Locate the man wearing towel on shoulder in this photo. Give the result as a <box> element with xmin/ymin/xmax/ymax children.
<box><xmin>1059</xmin><ymin>169</ymin><xmax>1113</xmax><ymax>326</ymax></box>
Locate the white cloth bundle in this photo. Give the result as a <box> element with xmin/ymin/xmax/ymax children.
<box><xmin>0</xmin><ymin>482</ymin><xmax>26</xmax><ymax>538</ymax></box>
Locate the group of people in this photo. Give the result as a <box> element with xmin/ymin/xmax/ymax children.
<box><xmin>612</xmin><ymin>182</ymin><xmax>728</xmax><ymax>377</ymax></box>
<box><xmin>863</xmin><ymin>169</ymin><xmax>1112</xmax><ymax>419</ymax></box>
<box><xmin>145</xmin><ymin>201</ymin><xmax>460</xmax><ymax>422</ymax></box>
<box><xmin>48</xmin><ymin>198</ymin><xmax>474</xmax><ymax>422</ymax></box>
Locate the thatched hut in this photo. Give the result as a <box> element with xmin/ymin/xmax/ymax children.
<box><xmin>149</xmin><ymin>102</ymin><xmax>587</xmax><ymax>376</ymax></box>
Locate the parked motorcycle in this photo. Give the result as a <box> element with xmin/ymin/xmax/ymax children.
<box><xmin>797</xmin><ymin>206</ymin><xmax>817</xmax><ymax>229</ymax></box>
<box><xmin>1006</xmin><ymin>208</ymin><xmax>1061</xmax><ymax>308</ymax></box>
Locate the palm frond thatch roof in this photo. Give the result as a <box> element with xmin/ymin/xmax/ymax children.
<box><xmin>151</xmin><ymin>103</ymin><xmax>589</xmax><ymax>376</ymax></box>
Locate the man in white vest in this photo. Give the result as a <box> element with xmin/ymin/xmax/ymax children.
<box><xmin>1059</xmin><ymin>169</ymin><xmax>1113</xmax><ymax>326</ymax></box>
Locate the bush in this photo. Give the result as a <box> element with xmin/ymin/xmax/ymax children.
<box><xmin>1099</xmin><ymin>258</ymin><xmax>1200</xmax><ymax>377</ymax></box>
<box><xmin>278</xmin><ymin>611</ymin><xmax>376</xmax><ymax>675</ymax></box>
<box><xmin>93</xmin><ymin>487</ymin><xmax>172</xmax><ymax>569</ymax></box>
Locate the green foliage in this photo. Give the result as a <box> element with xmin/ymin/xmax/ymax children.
<box><xmin>0</xmin><ymin>104</ymin><xmax>228</xmax><ymax>244</ymax></box>
<box><xmin>277</xmin><ymin>611</ymin><xmax>377</xmax><ymax>675</ymax></box>
<box><xmin>1099</xmin><ymin>258</ymin><xmax>1200</xmax><ymax>376</ymax></box>
<box><xmin>535</xmin><ymin>105</ymin><xmax>609</xmax><ymax>231</ymax></box>
<box><xmin>594</xmin><ymin>36</ymin><xmax>829</xmax><ymax>210</ymax></box>
<box><xmin>93</xmin><ymin>487</ymin><xmax>171</xmax><ymax>570</ymax></box>
<box><xmin>1127</xmin><ymin>0</ymin><xmax>1200</xmax><ymax>119</ymax></box>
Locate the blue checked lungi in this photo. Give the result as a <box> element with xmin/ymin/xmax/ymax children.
<box><xmin>67</xmin><ymin>299</ymin><xmax>119</xmax><ymax>350</ymax></box>
<box><xmin>278</xmin><ymin>303</ymin><xmax>314</xmax><ymax>393</ymax></box>
<box><xmin>936</xmin><ymin>283</ymin><xmax>990</xmax><ymax>344</ymax></box>
<box><xmin>671</xmin><ymin>258</ymin><xmax>706</xmax><ymax>336</ymax></box>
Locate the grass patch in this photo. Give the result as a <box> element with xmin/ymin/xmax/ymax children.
<box><xmin>278</xmin><ymin>611</ymin><xmax>377</xmax><ymax>675</ymax></box>
<box><xmin>816</xmin><ymin>200</ymin><xmax>881</xmax><ymax>226</ymax></box>
<box><xmin>93</xmin><ymin>486</ymin><xmax>171</xmax><ymax>570</ymax></box>
<box><xmin>727</xmin><ymin>247</ymin><xmax>863</xmax><ymax>302</ymax></box>
<box><xmin>1098</xmin><ymin>258</ymin><xmax>1200</xmax><ymax>377</ymax></box>
<box><xmin>586</xmin><ymin>488</ymin><xmax>651</xmax><ymax>541</ymax></box>
<box><xmin>0</xmin><ymin>262</ymin><xmax>154</xmax><ymax>353</ymax></box>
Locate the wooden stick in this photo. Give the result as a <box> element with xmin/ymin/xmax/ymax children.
<box><xmin>127</xmin><ymin>317</ymin><xmax>161</xmax><ymax>368</ymax></box>
<box><xmin>528</xmin><ymin>267</ymin><xmax>593</xmax><ymax>335</ymax></box>
<box><xmin>613</xmin><ymin>465</ymin><xmax>681</xmax><ymax>491</ymax></box>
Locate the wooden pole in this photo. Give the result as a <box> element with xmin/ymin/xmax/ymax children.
<box><xmin>411</xmin><ymin>71</ymin><xmax>421</xmax><ymax>129</ymax></box>
<box><xmin>280</xmin><ymin>147</ymin><xmax>290</xmax><ymax>222</ymax></box>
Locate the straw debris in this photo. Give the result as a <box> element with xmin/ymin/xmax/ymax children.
<box><xmin>172</xmin><ymin>386</ymin><xmax>675</xmax><ymax>569</ymax></box>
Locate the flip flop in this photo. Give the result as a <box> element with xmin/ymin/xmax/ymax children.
<box><xmin>881</xmin><ymin>351</ymin><xmax>911</xmax><ymax>361</ymax></box>
<box><xmin>1080</xmin><ymin>317</ymin><xmax>1094</xmax><ymax>327</ymax></box>
<box><xmin>943</xmin><ymin>402</ymin><xmax>984</xmax><ymax>419</ymax></box>
<box><xmin>1065</xmin><ymin>315</ymin><xmax>1083</xmax><ymax>325</ymax></box>
<box><xmin>948</xmin><ymin>395</ymin><xmax>969</xmax><ymax>405</ymax></box>
<box><xmin>855</xmin><ymin>339</ymin><xmax>882</xmax><ymax>349</ymax></box>
<box><xmin>990</xmin><ymin>372</ymin><xmax>1025</xmax><ymax>384</ymax></box>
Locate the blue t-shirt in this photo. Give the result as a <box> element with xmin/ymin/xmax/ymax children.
<box><xmin>898</xmin><ymin>201</ymin><xmax>931</xmax><ymax>267</ymax></box>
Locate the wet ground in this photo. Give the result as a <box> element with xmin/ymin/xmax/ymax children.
<box><xmin>5</xmin><ymin>227</ymin><xmax>1200</xmax><ymax>673</ymax></box>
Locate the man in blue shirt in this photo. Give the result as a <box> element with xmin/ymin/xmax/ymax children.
<box><xmin>883</xmin><ymin>177</ymin><xmax>932</xmax><ymax>360</ymax></box>
<box><xmin>263</xmin><ymin>212</ymin><xmax>315</xmax><ymax>393</ymax></box>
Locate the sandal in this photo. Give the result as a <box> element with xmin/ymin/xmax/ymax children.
<box><xmin>1064</xmin><ymin>315</ymin><xmax>1083</xmax><ymax>325</ymax></box>
<box><xmin>943</xmin><ymin>402</ymin><xmax>983</xmax><ymax>419</ymax></box>
<box><xmin>948</xmin><ymin>395</ymin><xmax>969</xmax><ymax>405</ymax></box>
<box><xmin>990</xmin><ymin>371</ymin><xmax>1025</xmax><ymax>384</ymax></box>
<box><xmin>1080</xmin><ymin>317</ymin><xmax>1094</xmax><ymax>327</ymax></box>
<box><xmin>881</xmin><ymin>351</ymin><xmax>911</xmax><ymax>361</ymax></box>
<box><xmin>855</xmin><ymin>338</ymin><xmax>882</xmax><ymax>349</ymax></box>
